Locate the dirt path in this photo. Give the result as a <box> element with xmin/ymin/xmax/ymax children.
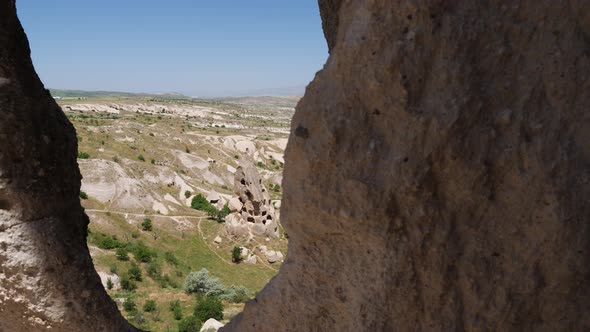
<box><xmin>85</xmin><ymin>209</ymin><xmax>204</xmax><ymax>219</ymax></box>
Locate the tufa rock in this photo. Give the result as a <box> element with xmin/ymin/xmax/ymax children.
<box><xmin>200</xmin><ymin>318</ymin><xmax>224</xmax><ymax>332</ymax></box>
<box><xmin>224</xmin><ymin>158</ymin><xmax>279</xmax><ymax>238</ymax></box>
<box><xmin>222</xmin><ymin>1</ymin><xmax>590</xmax><ymax>331</ymax></box>
<box><xmin>0</xmin><ymin>1</ymin><xmax>137</xmax><ymax>330</ymax></box>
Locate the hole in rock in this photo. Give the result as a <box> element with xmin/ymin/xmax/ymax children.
<box><xmin>13</xmin><ymin>1</ymin><xmax>328</xmax><ymax>330</ymax></box>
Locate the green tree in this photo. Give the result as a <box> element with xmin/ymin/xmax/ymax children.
<box><xmin>178</xmin><ymin>316</ymin><xmax>202</xmax><ymax>332</ymax></box>
<box><xmin>106</xmin><ymin>278</ymin><xmax>114</xmax><ymax>290</ymax></box>
<box><xmin>231</xmin><ymin>246</ymin><xmax>242</xmax><ymax>263</ymax></box>
<box><xmin>143</xmin><ymin>300</ymin><xmax>157</xmax><ymax>313</ymax></box>
<box><xmin>137</xmin><ymin>155</ymin><xmax>145</xmax><ymax>162</ymax></box>
<box><xmin>77</xmin><ymin>152</ymin><xmax>90</xmax><ymax>159</ymax></box>
<box><xmin>191</xmin><ymin>194</ymin><xmax>214</xmax><ymax>212</ymax></box>
<box><xmin>194</xmin><ymin>296</ymin><xmax>223</xmax><ymax>322</ymax></box>
<box><xmin>184</xmin><ymin>190</ymin><xmax>192</xmax><ymax>198</ymax></box>
<box><xmin>79</xmin><ymin>191</ymin><xmax>88</xmax><ymax>199</ymax></box>
<box><xmin>141</xmin><ymin>218</ymin><xmax>153</xmax><ymax>231</ymax></box>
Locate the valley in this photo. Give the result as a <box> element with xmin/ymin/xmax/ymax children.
<box><xmin>60</xmin><ymin>93</ymin><xmax>295</xmax><ymax>331</ymax></box>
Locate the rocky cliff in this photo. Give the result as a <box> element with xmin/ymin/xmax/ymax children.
<box><xmin>223</xmin><ymin>1</ymin><xmax>590</xmax><ymax>331</ymax></box>
<box><xmin>0</xmin><ymin>1</ymin><xmax>136</xmax><ymax>331</ymax></box>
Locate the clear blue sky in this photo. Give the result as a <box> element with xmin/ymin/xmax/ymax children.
<box><xmin>16</xmin><ymin>1</ymin><xmax>328</xmax><ymax>97</ymax></box>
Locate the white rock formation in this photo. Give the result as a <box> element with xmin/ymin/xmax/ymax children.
<box><xmin>201</xmin><ymin>318</ymin><xmax>224</xmax><ymax>332</ymax></box>
<box><xmin>224</xmin><ymin>158</ymin><xmax>279</xmax><ymax>238</ymax></box>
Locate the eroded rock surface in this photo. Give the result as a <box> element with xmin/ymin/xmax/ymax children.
<box><xmin>0</xmin><ymin>1</ymin><xmax>135</xmax><ymax>331</ymax></box>
<box><xmin>224</xmin><ymin>1</ymin><xmax>590</xmax><ymax>331</ymax></box>
<box><xmin>225</xmin><ymin>158</ymin><xmax>278</xmax><ymax>238</ymax></box>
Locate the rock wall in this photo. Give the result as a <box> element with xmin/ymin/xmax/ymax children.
<box><xmin>224</xmin><ymin>1</ymin><xmax>589</xmax><ymax>331</ymax></box>
<box><xmin>0</xmin><ymin>1</ymin><xmax>135</xmax><ymax>331</ymax></box>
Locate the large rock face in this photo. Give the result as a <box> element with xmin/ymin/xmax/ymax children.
<box><xmin>0</xmin><ymin>1</ymin><xmax>135</xmax><ymax>331</ymax></box>
<box><xmin>224</xmin><ymin>1</ymin><xmax>589</xmax><ymax>331</ymax></box>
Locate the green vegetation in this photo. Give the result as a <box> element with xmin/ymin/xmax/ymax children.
<box><xmin>141</xmin><ymin>218</ymin><xmax>153</xmax><ymax>231</ymax></box>
<box><xmin>232</xmin><ymin>247</ymin><xmax>242</xmax><ymax>263</ymax></box>
<box><xmin>115</xmin><ymin>248</ymin><xmax>129</xmax><ymax>261</ymax></box>
<box><xmin>143</xmin><ymin>300</ymin><xmax>157</xmax><ymax>313</ymax></box>
<box><xmin>123</xmin><ymin>297</ymin><xmax>137</xmax><ymax>313</ymax></box>
<box><xmin>194</xmin><ymin>296</ymin><xmax>223</xmax><ymax>322</ymax></box>
<box><xmin>183</xmin><ymin>269</ymin><xmax>224</xmax><ymax>297</ymax></box>
<box><xmin>121</xmin><ymin>275</ymin><xmax>137</xmax><ymax>291</ymax></box>
<box><xmin>178</xmin><ymin>316</ymin><xmax>201</xmax><ymax>332</ymax></box>
<box><xmin>78</xmin><ymin>152</ymin><xmax>90</xmax><ymax>159</ymax></box>
<box><xmin>106</xmin><ymin>278</ymin><xmax>113</xmax><ymax>290</ymax></box>
<box><xmin>128</xmin><ymin>263</ymin><xmax>143</xmax><ymax>281</ymax></box>
<box><xmin>184</xmin><ymin>190</ymin><xmax>192</xmax><ymax>198</ymax></box>
<box><xmin>79</xmin><ymin>191</ymin><xmax>88</xmax><ymax>199</ymax></box>
<box><xmin>190</xmin><ymin>194</ymin><xmax>214</xmax><ymax>212</ymax></box>
<box><xmin>170</xmin><ymin>300</ymin><xmax>183</xmax><ymax>320</ymax></box>
<box><xmin>137</xmin><ymin>155</ymin><xmax>146</xmax><ymax>162</ymax></box>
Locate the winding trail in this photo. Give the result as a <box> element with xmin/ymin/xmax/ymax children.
<box><xmin>87</xmin><ymin>209</ymin><xmax>278</xmax><ymax>271</ymax></box>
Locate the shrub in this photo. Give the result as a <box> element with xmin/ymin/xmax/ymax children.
<box><xmin>128</xmin><ymin>263</ymin><xmax>142</xmax><ymax>281</ymax></box>
<box><xmin>90</xmin><ymin>232</ymin><xmax>123</xmax><ymax>250</ymax></box>
<box><xmin>184</xmin><ymin>190</ymin><xmax>192</xmax><ymax>199</ymax></box>
<box><xmin>165</xmin><ymin>251</ymin><xmax>179</xmax><ymax>266</ymax></box>
<box><xmin>106</xmin><ymin>278</ymin><xmax>114</xmax><ymax>290</ymax></box>
<box><xmin>77</xmin><ymin>152</ymin><xmax>90</xmax><ymax>159</ymax></box>
<box><xmin>170</xmin><ymin>300</ymin><xmax>183</xmax><ymax>320</ymax></box>
<box><xmin>123</xmin><ymin>297</ymin><xmax>137</xmax><ymax>313</ymax></box>
<box><xmin>110</xmin><ymin>265</ymin><xmax>118</xmax><ymax>273</ymax></box>
<box><xmin>132</xmin><ymin>241</ymin><xmax>156</xmax><ymax>263</ymax></box>
<box><xmin>194</xmin><ymin>296</ymin><xmax>223</xmax><ymax>322</ymax></box>
<box><xmin>115</xmin><ymin>248</ymin><xmax>129</xmax><ymax>262</ymax></box>
<box><xmin>79</xmin><ymin>191</ymin><xmax>88</xmax><ymax>199</ymax></box>
<box><xmin>178</xmin><ymin>316</ymin><xmax>202</xmax><ymax>332</ymax></box>
<box><xmin>121</xmin><ymin>275</ymin><xmax>137</xmax><ymax>291</ymax></box>
<box><xmin>143</xmin><ymin>300</ymin><xmax>157</xmax><ymax>313</ymax></box>
<box><xmin>219</xmin><ymin>285</ymin><xmax>251</xmax><ymax>303</ymax></box>
<box><xmin>113</xmin><ymin>156</ymin><xmax>120</xmax><ymax>163</ymax></box>
<box><xmin>131</xmin><ymin>231</ymin><xmax>140</xmax><ymax>239</ymax></box>
<box><xmin>141</xmin><ymin>218</ymin><xmax>153</xmax><ymax>231</ymax></box>
<box><xmin>231</xmin><ymin>246</ymin><xmax>242</xmax><ymax>263</ymax></box>
<box><xmin>147</xmin><ymin>262</ymin><xmax>162</xmax><ymax>280</ymax></box>
<box><xmin>116</xmin><ymin>248</ymin><xmax>129</xmax><ymax>261</ymax></box>
<box><xmin>256</xmin><ymin>161</ymin><xmax>264</xmax><ymax>168</ymax></box>
<box><xmin>151</xmin><ymin>159</ymin><xmax>155</xmax><ymax>165</ymax></box>
<box><xmin>137</xmin><ymin>155</ymin><xmax>145</xmax><ymax>162</ymax></box>
<box><xmin>191</xmin><ymin>194</ymin><xmax>215</xmax><ymax>213</ymax></box>
<box><xmin>183</xmin><ymin>268</ymin><xmax>224</xmax><ymax>297</ymax></box>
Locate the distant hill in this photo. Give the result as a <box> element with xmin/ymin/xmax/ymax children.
<box><xmin>49</xmin><ymin>89</ymin><xmax>190</xmax><ymax>100</ymax></box>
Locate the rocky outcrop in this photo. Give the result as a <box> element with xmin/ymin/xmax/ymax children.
<box><xmin>0</xmin><ymin>1</ymin><xmax>135</xmax><ymax>331</ymax></box>
<box><xmin>225</xmin><ymin>158</ymin><xmax>278</xmax><ymax>238</ymax></box>
<box><xmin>223</xmin><ymin>1</ymin><xmax>590</xmax><ymax>331</ymax></box>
